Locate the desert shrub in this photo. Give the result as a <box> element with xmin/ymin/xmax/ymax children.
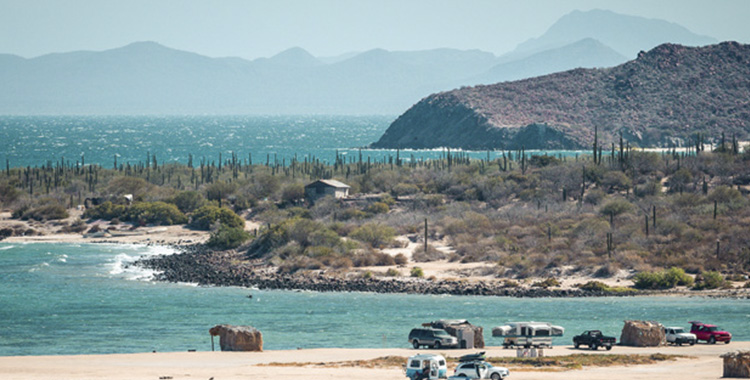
<box><xmin>380</xmin><ymin>193</ymin><xmax>396</xmax><ymax>206</ymax></box>
<box><xmin>529</xmin><ymin>155</ymin><xmax>560</xmax><ymax>167</ymax></box>
<box><xmin>106</xmin><ymin>176</ymin><xmax>153</xmax><ymax>198</ymax></box>
<box><xmin>531</xmin><ymin>277</ymin><xmax>560</xmax><ymax>288</ymax></box>
<box><xmin>708</xmin><ymin>185</ymin><xmax>742</xmax><ymax>204</ymax></box>
<box><xmin>170</xmin><ymin>191</ymin><xmax>206</xmax><ymax>213</ymax></box>
<box><xmin>412</xmin><ymin>244</ymin><xmax>446</xmax><ymax>262</ymax></box>
<box><xmin>15</xmin><ymin>201</ymin><xmax>69</xmax><ymax>221</ymax></box>
<box><xmin>280</xmin><ymin>183</ymin><xmax>305</xmax><ymax>205</ymax></box>
<box><xmin>349</xmin><ymin>223</ymin><xmax>395</xmax><ymax>248</ymax></box>
<box><xmin>692</xmin><ymin>271</ymin><xmax>727</xmax><ymax>290</ymax></box>
<box><xmin>634</xmin><ymin>181</ymin><xmax>661</xmax><ymax>198</ymax></box>
<box><xmin>599</xmin><ymin>199</ymin><xmax>633</xmax><ymax>217</ymax></box>
<box><xmin>189</xmin><ymin>205</ymin><xmax>244</xmax><ymax>230</ymax></box>
<box><xmin>206</xmin><ymin>225</ymin><xmax>251</xmax><ymax>250</ymax></box>
<box><xmin>633</xmin><ymin>267</ymin><xmax>693</xmax><ymax>289</ymax></box>
<box><xmin>385</xmin><ymin>268</ymin><xmax>400</xmax><ymax>277</ymax></box>
<box><xmin>502</xmin><ymin>279</ymin><xmax>520</xmax><ymax>288</ymax></box>
<box><xmin>338</xmin><ymin>207</ymin><xmax>367</xmax><ymax>220</ymax></box>
<box><xmin>578</xmin><ymin>281</ymin><xmax>610</xmax><ymax>291</ymax></box>
<box><xmin>83</xmin><ymin>201</ymin><xmax>127</xmax><ymax>220</ymax></box>
<box><xmin>125</xmin><ymin>201</ymin><xmax>187</xmax><ymax>225</ymax></box>
<box><xmin>392</xmin><ymin>183</ymin><xmax>420</xmax><ymax>197</ymax></box>
<box><xmin>0</xmin><ymin>227</ymin><xmax>14</xmax><ymax>238</ymax></box>
<box><xmin>601</xmin><ymin>171</ymin><xmax>632</xmax><ymax>192</ymax></box>
<box><xmin>584</xmin><ymin>189</ymin><xmax>607</xmax><ymax>205</ymax></box>
<box><xmin>744</xmin><ymin>281</ymin><xmax>750</xmax><ymax>289</ymax></box>
<box><xmin>365</xmin><ymin>202</ymin><xmax>390</xmax><ymax>214</ymax></box>
<box><xmin>394</xmin><ymin>253</ymin><xmax>408</xmax><ymax>265</ymax></box>
<box><xmin>60</xmin><ymin>219</ymin><xmax>87</xmax><ymax>233</ymax></box>
<box><xmin>331</xmin><ymin>257</ymin><xmax>353</xmax><ymax>269</ymax></box>
<box><xmin>362</xmin><ymin>270</ymin><xmax>373</xmax><ymax>279</ymax></box>
<box><xmin>0</xmin><ymin>182</ymin><xmax>21</xmax><ymax>205</ymax></box>
<box><xmin>410</xmin><ymin>267</ymin><xmax>424</xmax><ymax>278</ymax></box>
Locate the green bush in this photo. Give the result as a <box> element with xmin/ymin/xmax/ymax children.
<box><xmin>531</xmin><ymin>277</ymin><xmax>561</xmax><ymax>288</ymax></box>
<box><xmin>365</xmin><ymin>202</ymin><xmax>390</xmax><ymax>214</ymax></box>
<box><xmin>394</xmin><ymin>253</ymin><xmax>408</xmax><ymax>265</ymax></box>
<box><xmin>633</xmin><ymin>267</ymin><xmax>693</xmax><ymax>289</ymax></box>
<box><xmin>599</xmin><ymin>199</ymin><xmax>633</xmax><ymax>217</ymax></box>
<box><xmin>692</xmin><ymin>271</ymin><xmax>727</xmax><ymax>290</ymax></box>
<box><xmin>349</xmin><ymin>223</ymin><xmax>395</xmax><ymax>248</ymax></box>
<box><xmin>578</xmin><ymin>281</ymin><xmax>610</xmax><ymax>291</ymax></box>
<box><xmin>385</xmin><ymin>268</ymin><xmax>400</xmax><ymax>277</ymax></box>
<box><xmin>189</xmin><ymin>205</ymin><xmax>245</xmax><ymax>230</ymax></box>
<box><xmin>410</xmin><ymin>267</ymin><xmax>424</xmax><ymax>278</ymax></box>
<box><xmin>14</xmin><ymin>201</ymin><xmax>69</xmax><ymax>221</ymax></box>
<box><xmin>170</xmin><ymin>191</ymin><xmax>206</xmax><ymax>213</ymax></box>
<box><xmin>83</xmin><ymin>201</ymin><xmax>127</xmax><ymax>220</ymax></box>
<box><xmin>206</xmin><ymin>225</ymin><xmax>251</xmax><ymax>250</ymax></box>
<box><xmin>125</xmin><ymin>201</ymin><xmax>187</xmax><ymax>225</ymax></box>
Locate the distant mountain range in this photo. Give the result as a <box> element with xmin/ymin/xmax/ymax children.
<box><xmin>0</xmin><ymin>9</ymin><xmax>718</xmax><ymax>115</ymax></box>
<box><xmin>370</xmin><ymin>42</ymin><xmax>750</xmax><ymax>150</ymax></box>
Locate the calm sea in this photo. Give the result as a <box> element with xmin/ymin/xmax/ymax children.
<box><xmin>0</xmin><ymin>115</ymin><xmax>584</xmax><ymax>168</ymax></box>
<box><xmin>1</xmin><ymin>242</ymin><xmax>749</xmax><ymax>356</ymax></box>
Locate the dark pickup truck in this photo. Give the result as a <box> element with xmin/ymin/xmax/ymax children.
<box><xmin>573</xmin><ymin>330</ymin><xmax>616</xmax><ymax>350</ymax></box>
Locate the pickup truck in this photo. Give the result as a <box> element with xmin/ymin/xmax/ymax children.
<box><xmin>689</xmin><ymin>321</ymin><xmax>731</xmax><ymax>344</ymax></box>
<box><xmin>664</xmin><ymin>327</ymin><xmax>696</xmax><ymax>346</ymax></box>
<box><xmin>573</xmin><ymin>330</ymin><xmax>616</xmax><ymax>350</ymax></box>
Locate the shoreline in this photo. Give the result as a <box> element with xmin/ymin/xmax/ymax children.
<box><xmin>3</xmin><ymin>210</ymin><xmax>749</xmax><ymax>299</ymax></box>
<box><xmin>0</xmin><ymin>342</ymin><xmax>746</xmax><ymax>380</ymax></box>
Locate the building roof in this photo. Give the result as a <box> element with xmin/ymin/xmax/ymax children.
<box><xmin>306</xmin><ymin>179</ymin><xmax>350</xmax><ymax>189</ymax></box>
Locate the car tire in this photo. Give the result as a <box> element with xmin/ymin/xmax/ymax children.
<box><xmin>434</xmin><ymin>341</ymin><xmax>441</xmax><ymax>349</ymax></box>
<box><xmin>689</xmin><ymin>340</ymin><xmax>695</xmax><ymax>346</ymax></box>
<box><xmin>574</xmin><ymin>342</ymin><xmax>579</xmax><ymax>349</ymax></box>
<box><xmin>591</xmin><ymin>343</ymin><xmax>598</xmax><ymax>351</ymax></box>
<box><xmin>606</xmin><ymin>345</ymin><xmax>612</xmax><ymax>351</ymax></box>
<box><xmin>709</xmin><ymin>336</ymin><xmax>716</xmax><ymax>344</ymax></box>
<box><xmin>725</xmin><ymin>340</ymin><xmax>731</xmax><ymax>344</ymax></box>
<box><xmin>491</xmin><ymin>373</ymin><xmax>501</xmax><ymax>380</ymax></box>
<box><xmin>413</xmin><ymin>340</ymin><xmax>420</xmax><ymax>349</ymax></box>
<box><xmin>677</xmin><ymin>341</ymin><xmax>682</xmax><ymax>346</ymax></box>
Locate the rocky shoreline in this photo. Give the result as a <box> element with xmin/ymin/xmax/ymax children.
<box><xmin>134</xmin><ymin>245</ymin><xmax>652</xmax><ymax>298</ymax></box>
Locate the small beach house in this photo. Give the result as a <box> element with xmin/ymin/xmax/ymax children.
<box><xmin>305</xmin><ymin>179</ymin><xmax>350</xmax><ymax>202</ymax></box>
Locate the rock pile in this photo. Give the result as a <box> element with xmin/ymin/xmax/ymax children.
<box><xmin>209</xmin><ymin>324</ymin><xmax>263</xmax><ymax>352</ymax></box>
<box><xmin>722</xmin><ymin>351</ymin><xmax>750</xmax><ymax>378</ymax></box>
<box><xmin>619</xmin><ymin>320</ymin><xmax>664</xmax><ymax>347</ymax></box>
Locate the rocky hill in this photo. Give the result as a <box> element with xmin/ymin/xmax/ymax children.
<box><xmin>371</xmin><ymin>42</ymin><xmax>750</xmax><ymax>150</ymax></box>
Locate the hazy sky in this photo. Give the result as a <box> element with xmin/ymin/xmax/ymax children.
<box><xmin>1</xmin><ymin>0</ymin><xmax>749</xmax><ymax>59</ymax></box>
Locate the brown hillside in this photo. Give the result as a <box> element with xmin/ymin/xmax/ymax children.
<box><xmin>372</xmin><ymin>42</ymin><xmax>750</xmax><ymax>149</ymax></box>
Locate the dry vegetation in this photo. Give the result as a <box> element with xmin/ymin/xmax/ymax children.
<box><xmin>2</xmin><ymin>143</ymin><xmax>750</xmax><ymax>285</ymax></box>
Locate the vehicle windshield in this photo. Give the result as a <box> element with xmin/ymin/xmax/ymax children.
<box><xmin>708</xmin><ymin>326</ymin><xmax>719</xmax><ymax>332</ymax></box>
<box><xmin>434</xmin><ymin>331</ymin><xmax>451</xmax><ymax>338</ymax></box>
<box><xmin>673</xmin><ymin>328</ymin><xmax>685</xmax><ymax>333</ymax></box>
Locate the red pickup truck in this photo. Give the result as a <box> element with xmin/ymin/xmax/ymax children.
<box><xmin>689</xmin><ymin>321</ymin><xmax>731</xmax><ymax>344</ymax></box>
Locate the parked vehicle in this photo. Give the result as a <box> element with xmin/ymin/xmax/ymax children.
<box><xmin>452</xmin><ymin>360</ymin><xmax>509</xmax><ymax>380</ymax></box>
<box><xmin>664</xmin><ymin>327</ymin><xmax>696</xmax><ymax>346</ymax></box>
<box><xmin>492</xmin><ymin>321</ymin><xmax>564</xmax><ymax>348</ymax></box>
<box><xmin>689</xmin><ymin>321</ymin><xmax>731</xmax><ymax>344</ymax></box>
<box><xmin>572</xmin><ymin>330</ymin><xmax>616</xmax><ymax>350</ymax></box>
<box><xmin>405</xmin><ymin>354</ymin><xmax>447</xmax><ymax>380</ymax></box>
<box><xmin>409</xmin><ymin>328</ymin><xmax>459</xmax><ymax>349</ymax></box>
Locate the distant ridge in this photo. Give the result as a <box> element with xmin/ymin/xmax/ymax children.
<box><xmin>509</xmin><ymin>9</ymin><xmax>717</xmax><ymax>59</ymax></box>
<box><xmin>371</xmin><ymin>42</ymin><xmax>750</xmax><ymax>150</ymax></box>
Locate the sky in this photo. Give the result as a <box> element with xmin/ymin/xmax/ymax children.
<box><xmin>1</xmin><ymin>0</ymin><xmax>749</xmax><ymax>60</ymax></box>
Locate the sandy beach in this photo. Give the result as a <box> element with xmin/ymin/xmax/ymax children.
<box><xmin>0</xmin><ymin>342</ymin><xmax>745</xmax><ymax>380</ymax></box>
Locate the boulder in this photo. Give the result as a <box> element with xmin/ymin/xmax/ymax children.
<box><xmin>209</xmin><ymin>324</ymin><xmax>263</xmax><ymax>352</ymax></box>
<box><xmin>619</xmin><ymin>320</ymin><xmax>664</xmax><ymax>347</ymax></box>
<box><xmin>429</xmin><ymin>319</ymin><xmax>484</xmax><ymax>349</ymax></box>
<box><xmin>722</xmin><ymin>351</ymin><xmax>750</xmax><ymax>378</ymax></box>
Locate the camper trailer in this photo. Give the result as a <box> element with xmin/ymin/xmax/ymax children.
<box><xmin>491</xmin><ymin>321</ymin><xmax>564</xmax><ymax>348</ymax></box>
<box><xmin>405</xmin><ymin>354</ymin><xmax>447</xmax><ymax>380</ymax></box>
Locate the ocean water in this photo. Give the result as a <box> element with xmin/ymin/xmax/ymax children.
<box><xmin>0</xmin><ymin>115</ymin><xmax>584</xmax><ymax>168</ymax></box>
<box><xmin>1</xmin><ymin>242</ymin><xmax>749</xmax><ymax>356</ymax></box>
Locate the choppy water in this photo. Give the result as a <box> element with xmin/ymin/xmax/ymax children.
<box><xmin>1</xmin><ymin>242</ymin><xmax>748</xmax><ymax>356</ymax></box>
<box><xmin>0</xmin><ymin>115</ymin><xmax>584</xmax><ymax>168</ymax></box>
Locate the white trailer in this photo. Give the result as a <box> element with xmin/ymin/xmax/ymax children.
<box><xmin>491</xmin><ymin>321</ymin><xmax>564</xmax><ymax>348</ymax></box>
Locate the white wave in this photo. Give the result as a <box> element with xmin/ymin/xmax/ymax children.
<box><xmin>107</xmin><ymin>245</ymin><xmax>178</xmax><ymax>281</ymax></box>
<box><xmin>29</xmin><ymin>262</ymin><xmax>50</xmax><ymax>272</ymax></box>
<box><xmin>0</xmin><ymin>245</ymin><xmax>15</xmax><ymax>251</ymax></box>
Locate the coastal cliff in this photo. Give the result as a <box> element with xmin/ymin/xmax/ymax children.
<box><xmin>371</xmin><ymin>42</ymin><xmax>750</xmax><ymax>150</ymax></box>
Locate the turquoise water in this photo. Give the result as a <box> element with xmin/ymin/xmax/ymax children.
<box><xmin>1</xmin><ymin>242</ymin><xmax>749</xmax><ymax>356</ymax></box>
<box><xmin>0</xmin><ymin>115</ymin><xmax>584</xmax><ymax>168</ymax></box>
